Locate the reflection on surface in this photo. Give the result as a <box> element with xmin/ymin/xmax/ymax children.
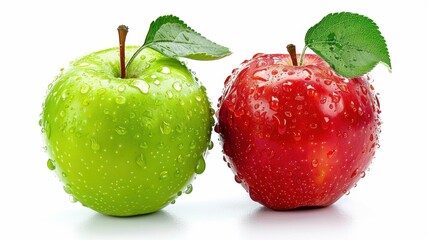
<box><xmin>242</xmin><ymin>204</ymin><xmax>353</xmax><ymax>239</ymax></box>
<box><xmin>78</xmin><ymin>210</ymin><xmax>185</xmax><ymax>238</ymax></box>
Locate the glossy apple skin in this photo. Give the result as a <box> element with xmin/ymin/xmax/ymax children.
<box><xmin>216</xmin><ymin>53</ymin><xmax>381</xmax><ymax>210</ymax></box>
<box><xmin>41</xmin><ymin>47</ymin><xmax>213</xmax><ymax>216</ymax></box>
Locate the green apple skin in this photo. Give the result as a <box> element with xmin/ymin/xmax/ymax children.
<box><xmin>41</xmin><ymin>47</ymin><xmax>213</xmax><ymax>216</ymax></box>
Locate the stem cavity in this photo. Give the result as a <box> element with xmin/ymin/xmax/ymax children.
<box><xmin>117</xmin><ymin>25</ymin><xmax>129</xmax><ymax>78</ymax></box>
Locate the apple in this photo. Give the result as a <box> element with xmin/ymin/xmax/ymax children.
<box><xmin>215</xmin><ymin>13</ymin><xmax>390</xmax><ymax>210</ymax></box>
<box><xmin>41</xmin><ymin>16</ymin><xmax>230</xmax><ymax>216</ymax></box>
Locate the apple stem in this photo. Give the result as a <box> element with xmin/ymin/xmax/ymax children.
<box><xmin>287</xmin><ymin>44</ymin><xmax>298</xmax><ymax>66</ymax></box>
<box><xmin>299</xmin><ymin>46</ymin><xmax>308</xmax><ymax>66</ymax></box>
<box><xmin>117</xmin><ymin>25</ymin><xmax>129</xmax><ymax>79</ymax></box>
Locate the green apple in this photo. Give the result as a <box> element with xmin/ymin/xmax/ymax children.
<box><xmin>41</xmin><ymin>16</ymin><xmax>230</xmax><ymax>216</ymax></box>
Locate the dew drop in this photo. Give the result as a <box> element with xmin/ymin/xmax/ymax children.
<box><xmin>140</xmin><ymin>54</ymin><xmax>146</xmax><ymax>60</ymax></box>
<box><xmin>270</xmin><ymin>96</ymin><xmax>279</xmax><ymax>111</ymax></box>
<box><xmin>91</xmin><ymin>139</ymin><xmax>100</xmax><ymax>151</ymax></box>
<box><xmin>136</xmin><ymin>153</ymin><xmax>146</xmax><ymax>168</ymax></box>
<box><xmin>63</xmin><ymin>184</ymin><xmax>72</xmax><ymax>194</ymax></box>
<box><xmin>160</xmin><ymin>121</ymin><xmax>171</xmax><ymax>135</ymax></box>
<box><xmin>293</xmin><ymin>130</ymin><xmax>302</xmax><ymax>141</ymax></box>
<box><xmin>47</xmin><ymin>159</ymin><xmax>56</xmax><ymax>170</ymax></box>
<box><xmin>166</xmin><ymin>90</ymin><xmax>173</xmax><ymax>99</ymax></box>
<box><xmin>306</xmin><ymin>85</ymin><xmax>315</xmax><ymax>96</ymax></box>
<box><xmin>173</xmin><ymin>82</ymin><xmax>182</xmax><ymax>91</ymax></box>
<box><xmin>159</xmin><ymin>171</ymin><xmax>169</xmax><ymax>180</ymax></box>
<box><xmin>185</xmin><ymin>184</ymin><xmax>193</xmax><ymax>194</ymax></box>
<box><xmin>208</xmin><ymin>141</ymin><xmax>214</xmax><ymax>150</ymax></box>
<box><xmin>115</xmin><ymin>126</ymin><xmax>127</xmax><ymax>135</ymax></box>
<box><xmin>327</xmin><ymin>149</ymin><xmax>336</xmax><ymax>159</ymax></box>
<box><xmin>360</xmin><ymin>85</ymin><xmax>368</xmax><ymax>95</ymax></box>
<box><xmin>134</xmin><ymin>80</ymin><xmax>149</xmax><ymax>94</ymax></box>
<box><xmin>295</xmin><ymin>95</ymin><xmax>305</xmax><ymax>101</ymax></box>
<box><xmin>234</xmin><ymin>175</ymin><xmax>243</xmax><ymax>183</ymax></box>
<box><xmin>330</xmin><ymin>92</ymin><xmax>341</xmax><ymax>103</ymax></box>
<box><xmin>115</xmin><ymin>95</ymin><xmax>126</xmax><ymax>105</ymax></box>
<box><xmin>360</xmin><ymin>171</ymin><xmax>366</xmax><ymax>178</ymax></box>
<box><xmin>117</xmin><ymin>84</ymin><xmax>126</xmax><ymax>92</ymax></box>
<box><xmin>195</xmin><ymin>157</ymin><xmax>206</xmax><ymax>174</ymax></box>
<box><xmin>80</xmin><ymin>84</ymin><xmax>90</xmax><ymax>94</ymax></box>
<box><xmin>311</xmin><ymin>159</ymin><xmax>319</xmax><ymax>167</ymax></box>
<box><xmin>139</xmin><ymin>142</ymin><xmax>148</xmax><ymax>149</ymax></box>
<box><xmin>161</xmin><ymin>66</ymin><xmax>171</xmax><ymax>74</ymax></box>
<box><xmin>257</xmin><ymin>60</ymin><xmax>267</xmax><ymax>67</ymax></box>
<box><xmin>369</xmin><ymin>134</ymin><xmax>374</xmax><ymax>141</ymax></box>
<box><xmin>190</xmin><ymin>140</ymin><xmax>196</xmax><ymax>149</ymax></box>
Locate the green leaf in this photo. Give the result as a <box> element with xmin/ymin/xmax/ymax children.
<box><xmin>143</xmin><ymin>15</ymin><xmax>231</xmax><ymax>60</ymax></box>
<box><xmin>304</xmin><ymin>12</ymin><xmax>391</xmax><ymax>78</ymax></box>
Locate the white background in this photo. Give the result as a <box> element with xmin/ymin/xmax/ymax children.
<box><xmin>0</xmin><ymin>0</ymin><xmax>428</xmax><ymax>239</ymax></box>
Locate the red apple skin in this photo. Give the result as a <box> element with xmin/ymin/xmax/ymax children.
<box><xmin>216</xmin><ymin>53</ymin><xmax>381</xmax><ymax>210</ymax></box>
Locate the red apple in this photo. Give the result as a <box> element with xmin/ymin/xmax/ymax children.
<box><xmin>216</xmin><ymin>53</ymin><xmax>381</xmax><ymax>209</ymax></box>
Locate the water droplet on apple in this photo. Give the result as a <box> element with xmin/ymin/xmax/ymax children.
<box><xmin>195</xmin><ymin>157</ymin><xmax>206</xmax><ymax>174</ymax></box>
<box><xmin>293</xmin><ymin>130</ymin><xmax>302</xmax><ymax>141</ymax></box>
<box><xmin>118</xmin><ymin>84</ymin><xmax>126</xmax><ymax>92</ymax></box>
<box><xmin>306</xmin><ymin>85</ymin><xmax>315</xmax><ymax>96</ymax></box>
<box><xmin>252</xmin><ymin>69</ymin><xmax>268</xmax><ymax>81</ymax></box>
<box><xmin>115</xmin><ymin>96</ymin><xmax>126</xmax><ymax>105</ymax></box>
<box><xmin>115</xmin><ymin>126</ymin><xmax>127</xmax><ymax>135</ymax></box>
<box><xmin>327</xmin><ymin>149</ymin><xmax>336</xmax><ymax>159</ymax></box>
<box><xmin>61</xmin><ymin>90</ymin><xmax>68</xmax><ymax>100</ymax></box>
<box><xmin>159</xmin><ymin>171</ymin><xmax>169</xmax><ymax>180</ymax></box>
<box><xmin>330</xmin><ymin>92</ymin><xmax>341</xmax><ymax>103</ymax></box>
<box><xmin>47</xmin><ymin>159</ymin><xmax>56</xmax><ymax>170</ymax></box>
<box><xmin>269</xmin><ymin>96</ymin><xmax>279</xmax><ymax>111</ymax></box>
<box><xmin>161</xmin><ymin>66</ymin><xmax>171</xmax><ymax>74</ymax></box>
<box><xmin>311</xmin><ymin>159</ymin><xmax>319</xmax><ymax>167</ymax></box>
<box><xmin>173</xmin><ymin>82</ymin><xmax>182</xmax><ymax>91</ymax></box>
<box><xmin>91</xmin><ymin>139</ymin><xmax>100</xmax><ymax>151</ymax></box>
<box><xmin>133</xmin><ymin>80</ymin><xmax>150</xmax><ymax>94</ymax></box>
<box><xmin>309</xmin><ymin>123</ymin><xmax>318</xmax><ymax>129</ymax></box>
<box><xmin>136</xmin><ymin>153</ymin><xmax>146</xmax><ymax>168</ymax></box>
<box><xmin>295</xmin><ymin>95</ymin><xmax>305</xmax><ymax>101</ymax></box>
<box><xmin>360</xmin><ymin>171</ymin><xmax>366</xmax><ymax>178</ymax></box>
<box><xmin>63</xmin><ymin>184</ymin><xmax>72</xmax><ymax>194</ymax></box>
<box><xmin>48</xmin><ymin>83</ymin><xmax>53</xmax><ymax>90</ymax></box>
<box><xmin>166</xmin><ymin>90</ymin><xmax>173</xmax><ymax>99</ymax></box>
<box><xmin>139</xmin><ymin>142</ymin><xmax>148</xmax><ymax>149</ymax></box>
<box><xmin>80</xmin><ymin>84</ymin><xmax>90</xmax><ymax>94</ymax></box>
<box><xmin>208</xmin><ymin>141</ymin><xmax>214</xmax><ymax>150</ymax></box>
<box><xmin>322</xmin><ymin>81</ymin><xmax>332</xmax><ymax>88</ymax></box>
<box><xmin>140</xmin><ymin>54</ymin><xmax>146</xmax><ymax>60</ymax></box>
<box><xmin>160</xmin><ymin>121</ymin><xmax>171</xmax><ymax>135</ymax></box>
<box><xmin>257</xmin><ymin>60</ymin><xmax>267</xmax><ymax>67</ymax></box>
<box><xmin>185</xmin><ymin>184</ymin><xmax>193</xmax><ymax>194</ymax></box>
<box><xmin>234</xmin><ymin>175</ymin><xmax>242</xmax><ymax>183</ymax></box>
<box><xmin>190</xmin><ymin>140</ymin><xmax>196</xmax><ymax>149</ymax></box>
